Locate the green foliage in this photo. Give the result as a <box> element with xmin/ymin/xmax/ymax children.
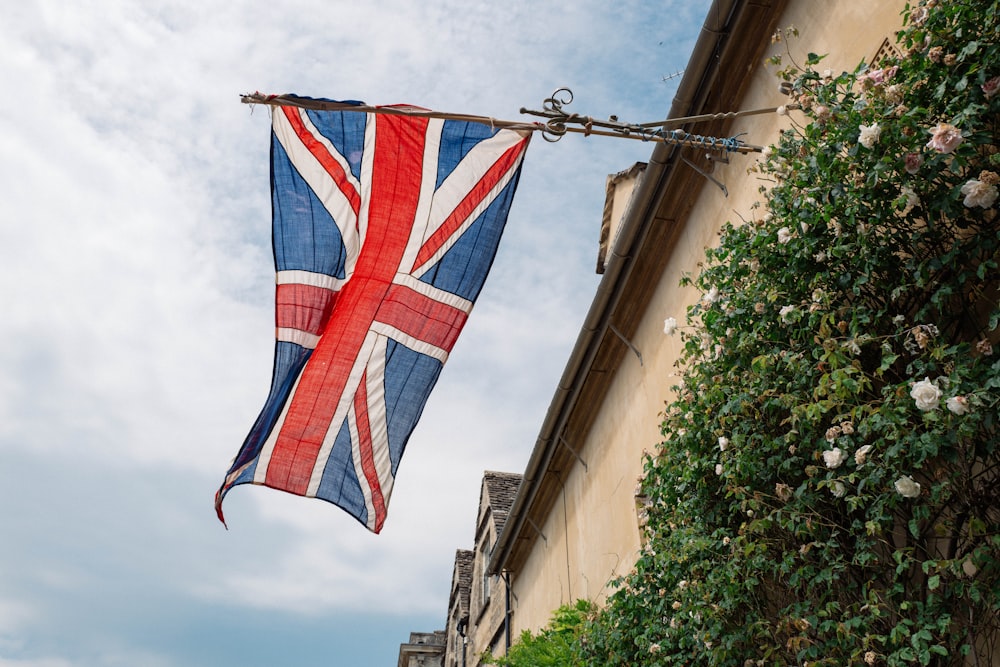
<box><xmin>584</xmin><ymin>1</ymin><xmax>1000</xmax><ymax>665</ymax></box>
<box><xmin>483</xmin><ymin>600</ymin><xmax>594</xmax><ymax>667</ymax></box>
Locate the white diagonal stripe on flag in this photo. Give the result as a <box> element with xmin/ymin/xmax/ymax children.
<box><xmin>345</xmin><ymin>405</ymin><xmax>377</xmax><ymax>530</ymax></box>
<box><xmin>363</xmin><ymin>352</ymin><xmax>395</xmax><ymax>508</ymax></box>
<box><xmin>252</xmin><ymin>369</ymin><xmax>304</xmax><ymax>485</ymax></box>
<box><xmin>399</xmin><ymin>119</ymin><xmax>444</xmax><ymax>273</ymax></box>
<box><xmin>273</xmin><ymin>109</ymin><xmax>361</xmax><ymax>275</ymax></box>
<box><xmin>412</xmin><ymin>131</ymin><xmax>528</xmax><ymax>278</ymax></box>
<box><xmin>305</xmin><ymin>332</ymin><xmax>382</xmax><ymax>498</ymax></box>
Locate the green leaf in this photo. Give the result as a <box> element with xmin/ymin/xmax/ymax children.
<box><xmin>959</xmin><ymin>40</ymin><xmax>979</xmax><ymax>59</ymax></box>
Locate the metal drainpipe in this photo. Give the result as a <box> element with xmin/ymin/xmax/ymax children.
<box><xmin>457</xmin><ymin>619</ymin><xmax>467</xmax><ymax>667</ymax></box>
<box><xmin>503</xmin><ymin>570</ymin><xmax>512</xmax><ymax>653</ymax></box>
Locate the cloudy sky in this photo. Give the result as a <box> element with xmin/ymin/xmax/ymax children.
<box><xmin>0</xmin><ymin>1</ymin><xmax>708</xmax><ymax>665</ymax></box>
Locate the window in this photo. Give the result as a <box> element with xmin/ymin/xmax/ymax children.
<box><xmin>480</xmin><ymin>536</ymin><xmax>492</xmax><ymax>603</ymax></box>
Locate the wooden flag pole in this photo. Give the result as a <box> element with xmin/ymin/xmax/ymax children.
<box><xmin>240</xmin><ymin>89</ymin><xmax>791</xmax><ymax>154</ymax></box>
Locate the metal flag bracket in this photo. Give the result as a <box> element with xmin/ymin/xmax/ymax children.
<box><xmin>518</xmin><ymin>88</ymin><xmax>795</xmax><ymax>154</ymax></box>
<box><xmin>241</xmin><ymin>89</ymin><xmax>797</xmax><ymax>156</ymax></box>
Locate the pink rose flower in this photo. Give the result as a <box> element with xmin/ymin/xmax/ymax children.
<box><xmin>946</xmin><ymin>396</ymin><xmax>970</xmax><ymax>415</ymax></box>
<box><xmin>926</xmin><ymin>123</ymin><xmax>963</xmax><ymax>154</ymax></box>
<box><xmin>904</xmin><ymin>152</ymin><xmax>924</xmax><ymax>174</ymax></box>
<box><xmin>864</xmin><ymin>66</ymin><xmax>898</xmax><ymax>84</ymax></box>
<box><xmin>983</xmin><ymin>76</ymin><xmax>1000</xmax><ymax>100</ymax></box>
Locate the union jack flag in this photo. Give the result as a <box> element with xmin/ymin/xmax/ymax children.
<box><xmin>216</xmin><ymin>98</ymin><xmax>530</xmax><ymax>533</ymax></box>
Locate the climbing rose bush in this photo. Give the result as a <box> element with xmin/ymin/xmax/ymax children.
<box><xmin>584</xmin><ymin>1</ymin><xmax>1000</xmax><ymax>665</ymax></box>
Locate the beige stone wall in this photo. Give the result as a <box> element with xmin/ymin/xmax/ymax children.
<box><xmin>468</xmin><ymin>507</ymin><xmax>507</xmax><ymax>666</ymax></box>
<box><xmin>508</xmin><ymin>0</ymin><xmax>907</xmax><ymax>638</ymax></box>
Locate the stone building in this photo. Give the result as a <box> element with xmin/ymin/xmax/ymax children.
<box><xmin>442</xmin><ymin>550</ymin><xmax>473</xmax><ymax>667</ymax></box>
<box><xmin>463</xmin><ymin>471</ymin><xmax>520</xmax><ymax>667</ymax></box>
<box><xmin>402</xmin><ymin>0</ymin><xmax>910</xmax><ymax>660</ymax></box>
<box><xmin>396</xmin><ymin>631</ymin><xmax>445</xmax><ymax>667</ymax></box>
<box><xmin>487</xmin><ymin>0</ymin><xmax>909</xmax><ymax>642</ymax></box>
<box><xmin>399</xmin><ymin>472</ymin><xmax>521</xmax><ymax>667</ymax></box>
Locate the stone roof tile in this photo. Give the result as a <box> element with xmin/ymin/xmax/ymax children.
<box><xmin>482</xmin><ymin>471</ymin><xmax>522</xmax><ymax>537</ymax></box>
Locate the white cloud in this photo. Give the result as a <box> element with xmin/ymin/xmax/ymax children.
<box><xmin>0</xmin><ymin>659</ymin><xmax>74</xmax><ymax>667</ymax></box>
<box><xmin>0</xmin><ymin>0</ymin><xmax>708</xmax><ymax>663</ymax></box>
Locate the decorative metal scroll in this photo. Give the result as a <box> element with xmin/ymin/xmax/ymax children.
<box><xmin>519</xmin><ymin>88</ymin><xmax>776</xmax><ymax>154</ymax></box>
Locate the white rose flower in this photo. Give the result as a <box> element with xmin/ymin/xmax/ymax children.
<box><xmin>718</xmin><ymin>436</ymin><xmax>729</xmax><ymax>451</ymax></box>
<box><xmin>777</xmin><ymin>227</ymin><xmax>792</xmax><ymax>244</ymax></box>
<box><xmin>703</xmin><ymin>286</ymin><xmax>720</xmax><ymax>304</ymax></box>
<box><xmin>823</xmin><ymin>447</ymin><xmax>847</xmax><ymax>469</ymax></box>
<box><xmin>910</xmin><ymin>377</ymin><xmax>942</xmax><ymax>411</ymax></box>
<box><xmin>961</xmin><ymin>179</ymin><xmax>999</xmax><ymax>208</ymax></box>
<box><xmin>779</xmin><ymin>305</ymin><xmax>796</xmax><ymax>322</ymax></box>
<box><xmin>858</xmin><ymin>123</ymin><xmax>881</xmax><ymax>149</ymax></box>
<box><xmin>946</xmin><ymin>395</ymin><xmax>969</xmax><ymax>415</ymax></box>
<box><xmin>898</xmin><ymin>186</ymin><xmax>920</xmax><ymax>217</ymax></box>
<box><xmin>663</xmin><ymin>316</ymin><xmax>678</xmax><ymax>336</ymax></box>
<box><xmin>886</xmin><ymin>83</ymin><xmax>904</xmax><ymax>104</ymax></box>
<box><xmin>830</xmin><ymin>480</ymin><xmax>847</xmax><ymax>498</ymax></box>
<box><xmin>854</xmin><ymin>444</ymin><xmax>873</xmax><ymax>466</ymax></box>
<box><xmin>895</xmin><ymin>475</ymin><xmax>921</xmax><ymax>498</ymax></box>
<box><xmin>715</xmin><ymin>463</ymin><xmax>723</xmax><ymax>475</ymax></box>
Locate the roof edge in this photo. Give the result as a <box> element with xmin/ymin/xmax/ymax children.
<box><xmin>488</xmin><ymin>0</ymin><xmax>781</xmax><ymax>576</ymax></box>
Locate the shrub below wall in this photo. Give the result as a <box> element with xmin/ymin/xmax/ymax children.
<box><xmin>482</xmin><ymin>600</ymin><xmax>593</xmax><ymax>667</ymax></box>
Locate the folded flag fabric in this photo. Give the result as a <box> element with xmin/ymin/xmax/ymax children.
<box><xmin>216</xmin><ymin>98</ymin><xmax>531</xmax><ymax>533</ymax></box>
